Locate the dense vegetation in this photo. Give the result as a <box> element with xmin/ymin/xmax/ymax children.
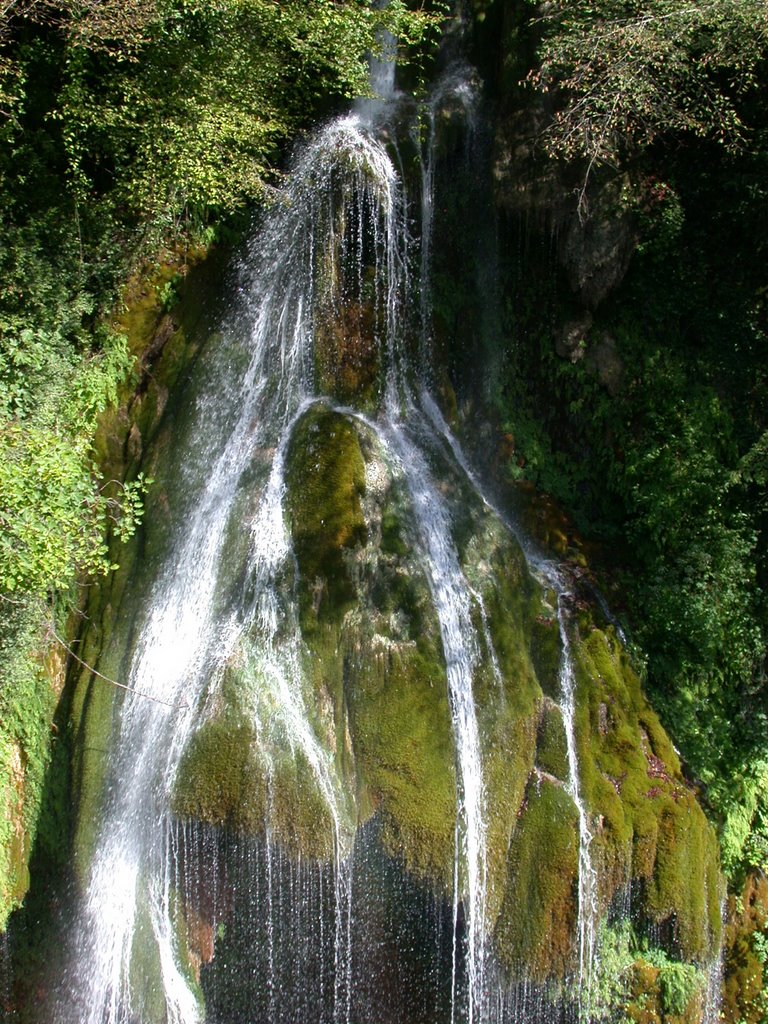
<box><xmin>484</xmin><ymin>0</ymin><xmax>768</xmax><ymax>887</ymax></box>
<box><xmin>0</xmin><ymin>0</ymin><xmax>438</xmax><ymax>929</ymax></box>
<box><xmin>2</xmin><ymin>0</ymin><xmax>768</xmax><ymax>1013</ymax></box>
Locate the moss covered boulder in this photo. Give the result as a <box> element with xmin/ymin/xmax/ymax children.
<box><xmin>573</xmin><ymin>624</ymin><xmax>722</xmax><ymax>963</ymax></box>
<box><xmin>56</xmin><ymin>313</ymin><xmax>723</xmax><ymax>1010</ymax></box>
<box><xmin>495</xmin><ymin>775</ymin><xmax>579</xmax><ymax>979</ymax></box>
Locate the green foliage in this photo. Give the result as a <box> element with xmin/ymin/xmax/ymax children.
<box><xmin>749</xmin><ymin>929</ymin><xmax>768</xmax><ymax>1021</ymax></box>
<box><xmin>0</xmin><ymin>601</ymin><xmax>58</xmax><ymax>928</ymax></box>
<box><xmin>12</xmin><ymin>0</ymin><xmax>440</xmax><ymax>219</ymax></box>
<box><xmin>642</xmin><ymin>947</ymin><xmax>706</xmax><ymax>1017</ymax></box>
<box><xmin>617</xmin><ymin>365</ymin><xmax>761</xmax><ymax>683</ymax></box>
<box><xmin>528</xmin><ymin>0</ymin><xmax>768</xmax><ymax>169</ymax></box>
<box><xmin>591</xmin><ymin>921</ymin><xmax>634</xmax><ymax>1022</ymax></box>
<box><xmin>0</xmin><ymin>421</ymin><xmax>150</xmax><ymax>595</ymax></box>
<box><xmin>591</xmin><ymin>922</ymin><xmax>706</xmax><ymax>1023</ymax></box>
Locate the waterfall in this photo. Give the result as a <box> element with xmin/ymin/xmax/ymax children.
<box><xmin>420</xmin><ymin>372</ymin><xmax>603</xmax><ymax>1012</ymax></box>
<box><xmin>48</xmin><ymin>50</ymin><xmax>659</xmax><ymax>1024</ymax></box>
<box><xmin>552</xmin><ymin>584</ymin><xmax>599</xmax><ymax>1014</ymax></box>
<box><xmin>369</xmin><ymin>413</ymin><xmax>488</xmax><ymax>1024</ymax></box>
<box><xmin>57</xmin><ymin>114</ymin><xmax>407</xmax><ymax>1024</ymax></box>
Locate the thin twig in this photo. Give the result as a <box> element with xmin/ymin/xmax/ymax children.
<box><xmin>48</xmin><ymin>625</ymin><xmax>188</xmax><ymax>709</ymax></box>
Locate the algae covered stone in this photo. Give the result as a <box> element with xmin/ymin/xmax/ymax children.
<box><xmin>495</xmin><ymin>775</ymin><xmax>579</xmax><ymax>980</ymax></box>
<box><xmin>285</xmin><ymin>406</ymin><xmax>367</xmax><ymax>623</ymax></box>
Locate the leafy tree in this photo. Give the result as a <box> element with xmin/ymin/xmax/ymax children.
<box><xmin>527</xmin><ymin>0</ymin><xmax>768</xmax><ymax>198</ymax></box>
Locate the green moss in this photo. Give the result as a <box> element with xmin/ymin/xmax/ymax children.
<box><xmin>592</xmin><ymin>921</ymin><xmax>708</xmax><ymax>1024</ymax></box>
<box><xmin>655</xmin><ymin>958</ymin><xmax>705</xmax><ymax>1019</ymax></box>
<box><xmin>68</xmin><ymin>626</ymin><xmax>123</xmax><ymax>883</ymax></box>
<box><xmin>460</xmin><ymin>515</ymin><xmax>547</xmax><ymax>922</ymax></box>
<box><xmin>270</xmin><ymin>751</ymin><xmax>335</xmax><ymax>861</ymax></box>
<box><xmin>347</xmin><ymin>643</ymin><xmax>457</xmax><ymax>887</ymax></box>
<box><xmin>571</xmin><ymin>625</ymin><xmax>722</xmax><ymax>961</ymax></box>
<box><xmin>495</xmin><ymin>775</ymin><xmax>579</xmax><ymax>980</ymax></box>
<box><xmin>482</xmin><ymin>703</ymin><xmax>539</xmax><ymax>926</ymax></box>
<box><xmin>286</xmin><ymin>407</ymin><xmax>367</xmax><ymax>623</ymax></box>
<box><xmin>172</xmin><ymin>710</ymin><xmax>336</xmax><ymax>862</ymax></box>
<box><xmin>625</xmin><ymin>951</ymin><xmax>706</xmax><ymax>1024</ymax></box>
<box><xmin>380</xmin><ymin>507</ymin><xmax>408</xmax><ymax>558</ymax></box>
<box><xmin>463</xmin><ymin>525</ymin><xmax>537</xmax><ymax>711</ymax></box>
<box><xmin>647</xmin><ymin>804</ymin><xmax>722</xmax><ymax>962</ymax></box>
<box><xmin>172</xmin><ymin>716</ymin><xmax>263</xmax><ymax>829</ymax></box>
<box><xmin>529</xmin><ymin>611</ymin><xmax>561</xmax><ymax>700</ymax></box>
<box><xmin>0</xmin><ymin>600</ymin><xmax>64</xmax><ymax>929</ymax></box>
<box><xmin>722</xmin><ymin>873</ymin><xmax>768</xmax><ymax>1024</ymax></box>
<box><xmin>0</xmin><ymin>739</ymin><xmax>29</xmax><ymax>927</ymax></box>
<box><xmin>283</xmin><ymin>425</ymin><xmax>462</xmax><ymax>880</ymax></box>
<box><xmin>627</xmin><ymin>960</ymin><xmax>663</xmax><ymax>1024</ymax></box>
<box><xmin>536</xmin><ymin>700</ymin><xmax>569</xmax><ymax>781</ymax></box>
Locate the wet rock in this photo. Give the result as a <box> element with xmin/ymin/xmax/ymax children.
<box><xmin>586</xmin><ymin>331</ymin><xmax>624</xmax><ymax>396</ymax></box>
<box><xmin>559</xmin><ymin>180</ymin><xmax>637</xmax><ymax>308</ymax></box>
<box><xmin>556</xmin><ymin>312</ymin><xmax>592</xmax><ymax>362</ymax></box>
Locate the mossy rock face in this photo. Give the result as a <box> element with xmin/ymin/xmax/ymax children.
<box><xmin>315</xmin><ymin>298</ymin><xmax>381</xmax><ymax>408</ymax></box>
<box><xmin>286</xmin><ymin>410</ymin><xmax>458</xmax><ymax>886</ymax></box>
<box><xmin>347</xmin><ymin>643</ymin><xmax>457</xmax><ymax>884</ymax></box>
<box><xmin>0</xmin><ymin>741</ymin><xmax>30</xmax><ymax>927</ymax></box>
<box><xmin>0</xmin><ymin>602</ymin><xmax>69</xmax><ymax>933</ymax></box>
<box><xmin>57</xmin><ymin>242</ymin><xmax>725</xmax><ymax>1001</ymax></box>
<box><xmin>625</xmin><ymin>957</ymin><xmax>705</xmax><ymax>1024</ymax></box>
<box><xmin>68</xmin><ymin>647</ymin><xmax>120</xmax><ymax>884</ymax></box>
<box><xmin>64</xmin><ymin>249</ymin><xmax>233</xmax><ymax>886</ymax></box>
<box><xmin>626</xmin><ymin>959</ymin><xmax>664</xmax><ymax>1024</ymax></box>
<box><xmin>285</xmin><ymin>406</ymin><xmax>368</xmax><ymax>623</ymax></box>
<box><xmin>572</xmin><ymin>624</ymin><xmax>722</xmax><ymax>962</ymax></box>
<box><xmin>172</xmin><ymin>717</ymin><xmax>264</xmax><ymax>831</ymax></box>
<box><xmin>494</xmin><ymin>775</ymin><xmax>579</xmax><ymax>980</ymax></box>
<box><xmin>535</xmin><ymin>699</ymin><xmax>569</xmax><ymax>782</ymax></box>
<box><xmin>722</xmin><ymin>873</ymin><xmax>768</xmax><ymax>1024</ymax></box>
<box><xmin>172</xmin><ymin>712</ymin><xmax>336</xmax><ymax>863</ymax></box>
<box><xmin>529</xmin><ymin>609</ymin><xmax>561</xmax><ymax>701</ymax></box>
<box><xmin>460</xmin><ymin>513</ymin><xmax>544</xmax><ymax>924</ymax></box>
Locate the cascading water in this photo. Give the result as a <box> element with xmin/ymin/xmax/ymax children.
<box><xmin>57</xmin><ymin>115</ymin><xmax>406</xmax><ymax>1024</ymax></box>
<box><xmin>41</xmin><ymin>38</ymin><xmax>725</xmax><ymax>1024</ymax></box>
<box><xmin>364</xmin><ymin>412</ymin><xmax>489</xmax><ymax>1024</ymax></box>
<box><xmin>52</xmin><ymin>45</ymin><xmax>507</xmax><ymax>1015</ymax></box>
<box><xmin>418</xmin><ymin>384</ymin><xmax>602</xmax><ymax>1016</ymax></box>
<box><xmin>550</xmin><ymin>581</ymin><xmax>599</xmax><ymax>1015</ymax></box>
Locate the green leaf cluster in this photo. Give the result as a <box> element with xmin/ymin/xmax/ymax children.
<box><xmin>0</xmin><ymin>421</ymin><xmax>150</xmax><ymax>595</ymax></box>
<box><xmin>528</xmin><ymin>0</ymin><xmax>768</xmax><ymax>169</ymax></box>
<box><xmin>590</xmin><ymin>921</ymin><xmax>706</xmax><ymax>1023</ymax></box>
<box><xmin>3</xmin><ymin>0</ymin><xmax>440</xmax><ymax>219</ymax></box>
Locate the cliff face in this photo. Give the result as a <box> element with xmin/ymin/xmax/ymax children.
<box><xmin>460</xmin><ymin>3</ymin><xmax>767</xmax><ymax>1020</ymax></box>
<box><xmin>40</xmin><ymin>348</ymin><xmax>720</xmax><ymax>1023</ymax></box>
<box><xmin>43</xmin><ymin>181</ymin><xmax>721</xmax><ymax>1022</ymax></box>
<box><xmin>1</xmin><ymin>7</ymin><xmax>738</xmax><ymax>1022</ymax></box>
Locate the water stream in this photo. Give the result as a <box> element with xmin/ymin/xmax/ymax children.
<box><xmin>54</xmin><ymin>57</ymin><xmax>609</xmax><ymax>1024</ymax></box>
